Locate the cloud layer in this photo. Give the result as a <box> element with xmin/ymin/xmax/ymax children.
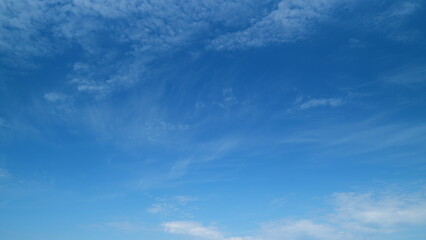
<box><xmin>209</xmin><ymin>0</ymin><xmax>342</xmax><ymax>50</ymax></box>
<box><xmin>163</xmin><ymin>189</ymin><xmax>426</xmax><ymax>240</ymax></box>
<box><xmin>1</xmin><ymin>0</ymin><xmax>421</xmax><ymax>98</ymax></box>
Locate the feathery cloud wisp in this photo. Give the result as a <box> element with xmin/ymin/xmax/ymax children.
<box><xmin>299</xmin><ymin>98</ymin><xmax>344</xmax><ymax>110</ymax></box>
<box><xmin>209</xmin><ymin>0</ymin><xmax>342</xmax><ymax>50</ymax></box>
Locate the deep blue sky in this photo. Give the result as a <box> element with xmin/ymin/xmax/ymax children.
<box><xmin>1</xmin><ymin>1</ymin><xmax>426</xmax><ymax>239</ymax></box>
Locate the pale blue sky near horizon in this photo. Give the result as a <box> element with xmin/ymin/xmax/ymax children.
<box><xmin>1</xmin><ymin>0</ymin><xmax>426</xmax><ymax>239</ymax></box>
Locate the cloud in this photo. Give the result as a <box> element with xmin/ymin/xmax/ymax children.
<box><xmin>2</xmin><ymin>0</ymin><xmax>421</xmax><ymax>98</ymax></box>
<box><xmin>374</xmin><ymin>1</ymin><xmax>420</xmax><ymax>27</ymax></box>
<box><xmin>0</xmin><ymin>0</ymin><xmax>275</xmax><ymax>96</ymax></box>
<box><xmin>370</xmin><ymin>1</ymin><xmax>421</xmax><ymax>42</ymax></box>
<box><xmin>260</xmin><ymin>220</ymin><xmax>350</xmax><ymax>240</ymax></box>
<box><xmin>0</xmin><ymin>0</ymin><xmax>65</xmax><ymax>65</ymax></box>
<box><xmin>0</xmin><ymin>117</ymin><xmax>10</xmax><ymax>128</ymax></box>
<box><xmin>328</xmin><ymin>124</ymin><xmax>426</xmax><ymax>152</ymax></box>
<box><xmin>280</xmin><ymin>119</ymin><xmax>426</xmax><ymax>157</ymax></box>
<box><xmin>0</xmin><ymin>168</ymin><xmax>10</xmax><ymax>179</ymax></box>
<box><xmin>209</xmin><ymin>0</ymin><xmax>343</xmax><ymax>50</ymax></box>
<box><xmin>163</xmin><ymin>221</ymin><xmax>257</xmax><ymax>240</ymax></box>
<box><xmin>332</xmin><ymin>191</ymin><xmax>426</xmax><ymax>232</ymax></box>
<box><xmin>381</xmin><ymin>64</ymin><xmax>426</xmax><ymax>84</ymax></box>
<box><xmin>163</xmin><ymin>189</ymin><xmax>426</xmax><ymax>240</ymax></box>
<box><xmin>147</xmin><ymin>196</ymin><xmax>196</xmax><ymax>215</ymax></box>
<box><xmin>298</xmin><ymin>98</ymin><xmax>344</xmax><ymax>110</ymax></box>
<box><xmin>209</xmin><ymin>0</ymin><xmax>424</xmax><ymax>50</ymax></box>
<box><xmin>68</xmin><ymin>60</ymin><xmax>148</xmax><ymax>97</ymax></box>
<box><xmin>163</xmin><ymin>221</ymin><xmax>226</xmax><ymax>240</ymax></box>
<box><xmin>348</xmin><ymin>38</ymin><xmax>366</xmax><ymax>48</ymax></box>
<box><xmin>222</xmin><ymin>88</ymin><xmax>237</xmax><ymax>103</ymax></box>
<box><xmin>162</xmin><ymin>220</ymin><xmax>346</xmax><ymax>240</ymax></box>
<box><xmin>44</xmin><ymin>92</ymin><xmax>69</xmax><ymax>103</ymax></box>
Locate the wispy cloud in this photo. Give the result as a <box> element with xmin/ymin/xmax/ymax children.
<box><xmin>0</xmin><ymin>0</ymin><xmax>275</xmax><ymax>96</ymax></box>
<box><xmin>0</xmin><ymin>168</ymin><xmax>10</xmax><ymax>179</ymax></box>
<box><xmin>2</xmin><ymin>0</ymin><xmax>421</xmax><ymax>98</ymax></box>
<box><xmin>371</xmin><ymin>1</ymin><xmax>421</xmax><ymax>42</ymax></box>
<box><xmin>0</xmin><ymin>117</ymin><xmax>10</xmax><ymax>128</ymax></box>
<box><xmin>209</xmin><ymin>0</ymin><xmax>343</xmax><ymax>50</ymax></box>
<box><xmin>147</xmin><ymin>196</ymin><xmax>197</xmax><ymax>215</ymax></box>
<box><xmin>280</xmin><ymin>119</ymin><xmax>426</xmax><ymax>157</ymax></box>
<box><xmin>134</xmin><ymin>138</ymin><xmax>241</xmax><ymax>190</ymax></box>
<box><xmin>381</xmin><ymin>64</ymin><xmax>426</xmax><ymax>84</ymax></box>
<box><xmin>331</xmin><ymin>191</ymin><xmax>426</xmax><ymax>232</ymax></box>
<box><xmin>163</xmin><ymin>221</ymin><xmax>231</xmax><ymax>240</ymax></box>
<box><xmin>0</xmin><ymin>0</ymin><xmax>65</xmax><ymax>66</ymax></box>
<box><xmin>44</xmin><ymin>92</ymin><xmax>69</xmax><ymax>103</ymax></box>
<box><xmin>298</xmin><ymin>98</ymin><xmax>344</xmax><ymax>110</ymax></box>
<box><xmin>373</xmin><ymin>1</ymin><xmax>419</xmax><ymax>25</ymax></box>
<box><xmin>258</xmin><ymin>189</ymin><xmax>426</xmax><ymax>239</ymax></box>
<box><xmin>163</xmin><ymin>189</ymin><xmax>426</xmax><ymax>240</ymax></box>
<box><xmin>348</xmin><ymin>38</ymin><xmax>366</xmax><ymax>49</ymax></box>
<box><xmin>259</xmin><ymin>219</ymin><xmax>350</xmax><ymax>240</ymax></box>
<box><xmin>163</xmin><ymin>219</ymin><xmax>348</xmax><ymax>240</ymax></box>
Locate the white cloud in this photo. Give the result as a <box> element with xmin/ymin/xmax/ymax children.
<box><xmin>371</xmin><ymin>1</ymin><xmax>421</xmax><ymax>42</ymax></box>
<box><xmin>147</xmin><ymin>203</ymin><xmax>173</xmax><ymax>214</ymax></box>
<box><xmin>147</xmin><ymin>196</ymin><xmax>196</xmax><ymax>214</ymax></box>
<box><xmin>4</xmin><ymin>0</ymin><xmax>347</xmax><ymax>59</ymax></box>
<box><xmin>0</xmin><ymin>168</ymin><xmax>10</xmax><ymax>179</ymax></box>
<box><xmin>0</xmin><ymin>0</ymin><xmax>62</xmax><ymax>60</ymax></box>
<box><xmin>223</xmin><ymin>88</ymin><xmax>237</xmax><ymax>103</ymax></box>
<box><xmin>263</xmin><ymin>190</ymin><xmax>426</xmax><ymax>238</ymax></box>
<box><xmin>260</xmin><ymin>220</ymin><xmax>350</xmax><ymax>240</ymax></box>
<box><xmin>2</xmin><ymin>0</ymin><xmax>421</xmax><ymax>97</ymax></box>
<box><xmin>374</xmin><ymin>1</ymin><xmax>419</xmax><ymax>26</ymax></box>
<box><xmin>163</xmin><ymin>221</ymin><xmax>226</xmax><ymax>240</ymax></box>
<box><xmin>348</xmin><ymin>38</ymin><xmax>366</xmax><ymax>48</ymax></box>
<box><xmin>44</xmin><ymin>92</ymin><xmax>68</xmax><ymax>103</ymax></box>
<box><xmin>332</xmin><ymin>191</ymin><xmax>426</xmax><ymax>232</ymax></box>
<box><xmin>162</xmin><ymin>220</ymin><xmax>347</xmax><ymax>240</ymax></box>
<box><xmin>280</xmin><ymin>120</ymin><xmax>426</xmax><ymax>156</ymax></box>
<box><xmin>163</xmin><ymin>221</ymin><xmax>256</xmax><ymax>240</ymax></box>
<box><xmin>0</xmin><ymin>0</ymin><xmax>273</xmax><ymax>96</ymax></box>
<box><xmin>209</xmin><ymin>0</ymin><xmax>343</xmax><ymax>50</ymax></box>
<box><xmin>163</xmin><ymin>189</ymin><xmax>426</xmax><ymax>240</ymax></box>
<box><xmin>381</xmin><ymin>64</ymin><xmax>426</xmax><ymax>84</ymax></box>
<box><xmin>209</xmin><ymin>0</ymin><xmax>424</xmax><ymax>50</ymax></box>
<box><xmin>299</xmin><ymin>98</ymin><xmax>344</xmax><ymax>110</ymax></box>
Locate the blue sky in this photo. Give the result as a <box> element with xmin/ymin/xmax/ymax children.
<box><xmin>1</xmin><ymin>0</ymin><xmax>426</xmax><ymax>239</ymax></box>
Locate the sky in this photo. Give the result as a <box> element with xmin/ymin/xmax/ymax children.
<box><xmin>1</xmin><ymin>0</ymin><xmax>426</xmax><ymax>239</ymax></box>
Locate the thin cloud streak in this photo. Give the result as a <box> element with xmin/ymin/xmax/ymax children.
<box><xmin>298</xmin><ymin>98</ymin><xmax>344</xmax><ymax>110</ymax></box>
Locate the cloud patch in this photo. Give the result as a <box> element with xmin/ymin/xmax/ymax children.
<box><xmin>163</xmin><ymin>189</ymin><xmax>426</xmax><ymax>240</ymax></box>
<box><xmin>0</xmin><ymin>117</ymin><xmax>10</xmax><ymax>128</ymax></box>
<box><xmin>147</xmin><ymin>196</ymin><xmax>196</xmax><ymax>215</ymax></box>
<box><xmin>209</xmin><ymin>0</ymin><xmax>343</xmax><ymax>50</ymax></box>
<box><xmin>44</xmin><ymin>92</ymin><xmax>69</xmax><ymax>103</ymax></box>
<box><xmin>381</xmin><ymin>64</ymin><xmax>426</xmax><ymax>84</ymax></box>
<box><xmin>0</xmin><ymin>168</ymin><xmax>10</xmax><ymax>179</ymax></box>
<box><xmin>163</xmin><ymin>221</ymin><xmax>226</xmax><ymax>240</ymax></box>
<box><xmin>260</xmin><ymin>220</ymin><xmax>349</xmax><ymax>240</ymax></box>
<box><xmin>332</xmin><ymin>191</ymin><xmax>426</xmax><ymax>232</ymax></box>
<box><xmin>299</xmin><ymin>98</ymin><xmax>344</xmax><ymax>110</ymax></box>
